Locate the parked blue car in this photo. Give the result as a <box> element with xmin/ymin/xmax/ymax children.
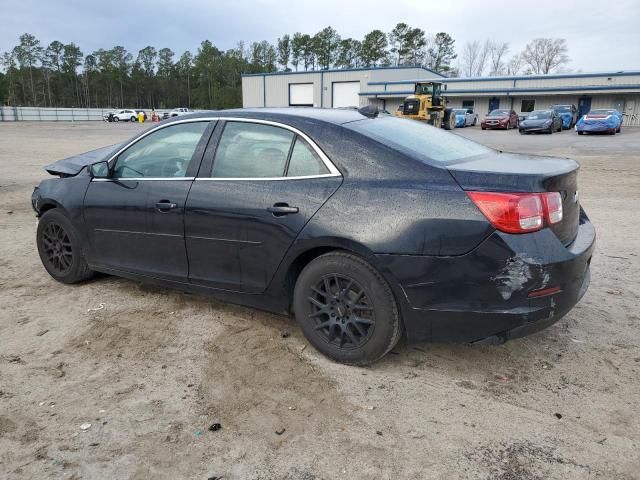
<box><xmin>550</xmin><ymin>104</ymin><xmax>578</xmax><ymax>129</ymax></box>
<box><xmin>453</xmin><ymin>108</ymin><xmax>478</xmax><ymax>127</ymax></box>
<box><xmin>575</xmin><ymin>109</ymin><xmax>623</xmax><ymax>135</ymax></box>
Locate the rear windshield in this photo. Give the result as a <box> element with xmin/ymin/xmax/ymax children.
<box><xmin>347</xmin><ymin>116</ymin><xmax>492</xmax><ymax>164</ymax></box>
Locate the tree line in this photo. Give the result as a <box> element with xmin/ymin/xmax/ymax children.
<box><xmin>0</xmin><ymin>25</ymin><xmax>570</xmax><ymax>110</ymax></box>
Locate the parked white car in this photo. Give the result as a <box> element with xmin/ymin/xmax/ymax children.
<box><xmin>163</xmin><ymin>108</ymin><xmax>192</xmax><ymax>119</ymax></box>
<box><xmin>110</xmin><ymin>109</ymin><xmax>138</xmax><ymax>122</ymax></box>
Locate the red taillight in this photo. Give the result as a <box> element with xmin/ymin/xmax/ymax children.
<box><xmin>542</xmin><ymin>192</ymin><xmax>563</xmax><ymax>224</ymax></box>
<box><xmin>468</xmin><ymin>191</ymin><xmax>562</xmax><ymax>234</ymax></box>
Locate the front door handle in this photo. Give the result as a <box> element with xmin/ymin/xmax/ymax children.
<box><xmin>155</xmin><ymin>201</ymin><xmax>178</xmax><ymax>212</ymax></box>
<box><xmin>267</xmin><ymin>203</ymin><xmax>299</xmax><ymax>216</ymax></box>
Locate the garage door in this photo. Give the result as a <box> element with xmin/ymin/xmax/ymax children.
<box><xmin>289</xmin><ymin>83</ymin><xmax>314</xmax><ymax>106</ymax></box>
<box><xmin>332</xmin><ymin>82</ymin><xmax>360</xmax><ymax>108</ymax></box>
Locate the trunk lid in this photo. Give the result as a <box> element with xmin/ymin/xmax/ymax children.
<box><xmin>448</xmin><ymin>151</ymin><xmax>581</xmax><ymax>245</ymax></box>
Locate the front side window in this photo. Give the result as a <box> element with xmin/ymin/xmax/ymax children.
<box><xmin>113</xmin><ymin>122</ymin><xmax>208</xmax><ymax>178</ymax></box>
<box><xmin>212</xmin><ymin>122</ymin><xmax>294</xmax><ymax>178</ymax></box>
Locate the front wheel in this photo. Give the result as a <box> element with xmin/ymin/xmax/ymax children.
<box><xmin>293</xmin><ymin>252</ymin><xmax>402</xmax><ymax>365</ymax></box>
<box><xmin>578</xmin><ymin>131</ymin><xmax>584</xmax><ymax>135</ymax></box>
<box><xmin>37</xmin><ymin>209</ymin><xmax>93</xmax><ymax>284</ymax></box>
<box><xmin>114</xmin><ymin>117</ymin><xmax>120</xmax><ymax>122</ymax></box>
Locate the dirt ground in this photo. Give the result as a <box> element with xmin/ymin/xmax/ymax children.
<box><xmin>0</xmin><ymin>121</ymin><xmax>639</xmax><ymax>480</ymax></box>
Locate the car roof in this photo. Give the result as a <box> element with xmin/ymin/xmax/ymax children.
<box><xmin>163</xmin><ymin>107</ymin><xmax>372</xmax><ymax>126</ymax></box>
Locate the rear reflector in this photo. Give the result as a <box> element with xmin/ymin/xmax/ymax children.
<box><xmin>528</xmin><ymin>286</ymin><xmax>562</xmax><ymax>298</ymax></box>
<box><xmin>468</xmin><ymin>191</ymin><xmax>564</xmax><ymax>234</ymax></box>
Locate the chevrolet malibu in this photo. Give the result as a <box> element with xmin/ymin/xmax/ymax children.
<box><xmin>32</xmin><ymin>108</ymin><xmax>595</xmax><ymax>365</ymax></box>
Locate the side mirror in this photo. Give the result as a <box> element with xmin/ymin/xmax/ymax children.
<box><xmin>89</xmin><ymin>161</ymin><xmax>110</xmax><ymax>179</ymax></box>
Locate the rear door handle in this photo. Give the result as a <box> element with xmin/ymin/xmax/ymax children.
<box><xmin>155</xmin><ymin>201</ymin><xmax>178</xmax><ymax>212</ymax></box>
<box><xmin>267</xmin><ymin>203</ymin><xmax>299</xmax><ymax>216</ymax></box>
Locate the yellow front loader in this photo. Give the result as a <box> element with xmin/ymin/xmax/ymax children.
<box><xmin>395</xmin><ymin>81</ymin><xmax>455</xmax><ymax>130</ymax></box>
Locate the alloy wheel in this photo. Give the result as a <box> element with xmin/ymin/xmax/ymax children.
<box><xmin>42</xmin><ymin>222</ymin><xmax>73</xmax><ymax>275</ymax></box>
<box><xmin>307</xmin><ymin>274</ymin><xmax>375</xmax><ymax>349</ymax></box>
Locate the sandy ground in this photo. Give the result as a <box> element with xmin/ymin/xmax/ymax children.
<box><xmin>0</xmin><ymin>121</ymin><xmax>639</xmax><ymax>480</ymax></box>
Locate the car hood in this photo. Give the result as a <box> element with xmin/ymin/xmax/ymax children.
<box><xmin>521</xmin><ymin>118</ymin><xmax>551</xmax><ymax>126</ymax></box>
<box><xmin>45</xmin><ymin>143</ymin><xmax>122</xmax><ymax>176</ymax></box>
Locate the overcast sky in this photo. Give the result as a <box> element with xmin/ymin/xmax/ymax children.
<box><xmin>2</xmin><ymin>0</ymin><xmax>639</xmax><ymax>73</ymax></box>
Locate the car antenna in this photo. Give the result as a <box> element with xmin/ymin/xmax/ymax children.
<box><xmin>358</xmin><ymin>105</ymin><xmax>379</xmax><ymax>118</ymax></box>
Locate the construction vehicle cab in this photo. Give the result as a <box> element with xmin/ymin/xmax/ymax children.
<box><xmin>395</xmin><ymin>81</ymin><xmax>455</xmax><ymax>130</ymax></box>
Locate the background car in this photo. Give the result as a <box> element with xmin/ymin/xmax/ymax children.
<box><xmin>453</xmin><ymin>108</ymin><xmax>478</xmax><ymax>127</ymax></box>
<box><xmin>575</xmin><ymin>109</ymin><xmax>623</xmax><ymax>135</ymax></box>
<box><xmin>110</xmin><ymin>109</ymin><xmax>138</xmax><ymax>122</ymax></box>
<box><xmin>481</xmin><ymin>109</ymin><xmax>519</xmax><ymax>130</ymax></box>
<box><xmin>32</xmin><ymin>108</ymin><xmax>594</xmax><ymax>365</ymax></box>
<box><xmin>162</xmin><ymin>107</ymin><xmax>192</xmax><ymax>120</ymax></box>
<box><xmin>550</xmin><ymin>104</ymin><xmax>578</xmax><ymax>129</ymax></box>
<box><xmin>519</xmin><ymin>109</ymin><xmax>563</xmax><ymax>134</ymax></box>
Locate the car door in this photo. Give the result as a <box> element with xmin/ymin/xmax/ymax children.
<box><xmin>185</xmin><ymin>119</ymin><xmax>342</xmax><ymax>293</ymax></box>
<box><xmin>83</xmin><ymin>120</ymin><xmax>214</xmax><ymax>281</ymax></box>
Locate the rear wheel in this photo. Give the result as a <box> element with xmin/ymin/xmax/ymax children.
<box><xmin>37</xmin><ymin>209</ymin><xmax>93</xmax><ymax>284</ymax></box>
<box><xmin>130</xmin><ymin>116</ymin><xmax>136</xmax><ymax>122</ymax></box>
<box><xmin>293</xmin><ymin>252</ymin><xmax>402</xmax><ymax>365</ymax></box>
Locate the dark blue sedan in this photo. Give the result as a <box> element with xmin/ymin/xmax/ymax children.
<box><xmin>32</xmin><ymin>108</ymin><xmax>595</xmax><ymax>364</ymax></box>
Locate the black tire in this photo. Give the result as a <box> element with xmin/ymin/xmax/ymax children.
<box><xmin>130</xmin><ymin>116</ymin><xmax>136</xmax><ymax>122</ymax></box>
<box><xmin>293</xmin><ymin>251</ymin><xmax>402</xmax><ymax>365</ymax></box>
<box><xmin>114</xmin><ymin>117</ymin><xmax>120</xmax><ymax>122</ymax></box>
<box><xmin>442</xmin><ymin>110</ymin><xmax>455</xmax><ymax>130</ymax></box>
<box><xmin>578</xmin><ymin>131</ymin><xmax>584</xmax><ymax>135</ymax></box>
<box><xmin>472</xmin><ymin>118</ymin><xmax>477</xmax><ymax>126</ymax></box>
<box><xmin>519</xmin><ymin>129</ymin><xmax>525</xmax><ymax>135</ymax></box>
<box><xmin>37</xmin><ymin>209</ymin><xmax>93</xmax><ymax>284</ymax></box>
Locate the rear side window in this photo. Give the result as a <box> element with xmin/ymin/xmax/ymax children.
<box><xmin>347</xmin><ymin>116</ymin><xmax>491</xmax><ymax>164</ymax></box>
<box><xmin>287</xmin><ymin>138</ymin><xmax>329</xmax><ymax>177</ymax></box>
<box><xmin>212</xmin><ymin>122</ymin><xmax>294</xmax><ymax>178</ymax></box>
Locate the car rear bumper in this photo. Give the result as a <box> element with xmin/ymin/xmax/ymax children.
<box><xmin>376</xmin><ymin>210</ymin><xmax>595</xmax><ymax>343</ymax></box>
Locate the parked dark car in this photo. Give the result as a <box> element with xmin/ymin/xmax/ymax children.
<box><xmin>519</xmin><ymin>110</ymin><xmax>563</xmax><ymax>134</ymax></box>
<box><xmin>550</xmin><ymin>104</ymin><xmax>578</xmax><ymax>129</ymax></box>
<box><xmin>32</xmin><ymin>109</ymin><xmax>595</xmax><ymax>365</ymax></box>
<box><xmin>481</xmin><ymin>109</ymin><xmax>519</xmax><ymax>130</ymax></box>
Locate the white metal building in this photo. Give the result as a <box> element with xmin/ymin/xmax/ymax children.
<box><xmin>242</xmin><ymin>67</ymin><xmax>640</xmax><ymax>126</ymax></box>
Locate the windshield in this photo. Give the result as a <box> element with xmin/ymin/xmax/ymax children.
<box><xmin>489</xmin><ymin>110</ymin><xmax>509</xmax><ymax>116</ymax></box>
<box><xmin>527</xmin><ymin>111</ymin><xmax>552</xmax><ymax>119</ymax></box>
<box><xmin>347</xmin><ymin>116</ymin><xmax>492</xmax><ymax>164</ymax></box>
<box><xmin>554</xmin><ymin>106</ymin><xmax>572</xmax><ymax>112</ymax></box>
<box><xmin>453</xmin><ymin>109</ymin><xmax>467</xmax><ymax>114</ymax></box>
<box><xmin>590</xmin><ymin>109</ymin><xmax>617</xmax><ymax>115</ymax></box>
<box><xmin>415</xmin><ymin>83</ymin><xmax>434</xmax><ymax>95</ymax></box>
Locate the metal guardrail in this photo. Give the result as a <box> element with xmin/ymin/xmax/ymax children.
<box><xmin>0</xmin><ymin>107</ymin><xmax>177</xmax><ymax>122</ymax></box>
